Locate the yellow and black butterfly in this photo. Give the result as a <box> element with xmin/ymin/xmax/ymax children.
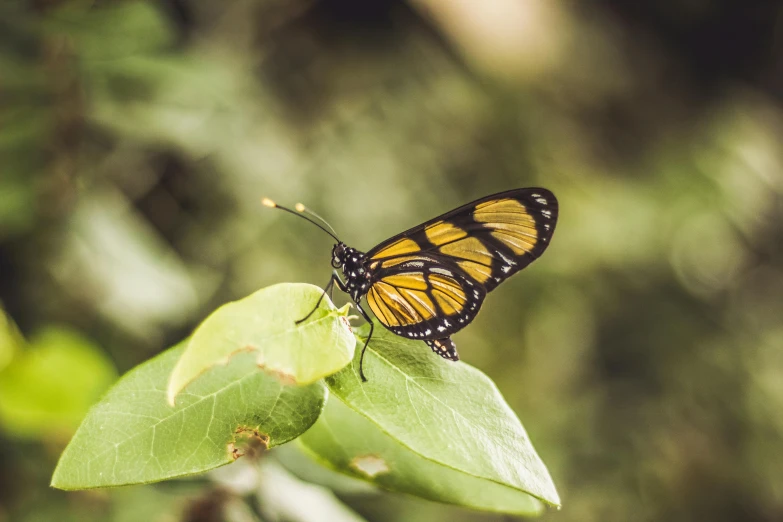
<box><xmin>263</xmin><ymin>188</ymin><xmax>558</xmax><ymax>381</ymax></box>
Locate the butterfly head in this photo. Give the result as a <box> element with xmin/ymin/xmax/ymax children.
<box><xmin>331</xmin><ymin>243</ymin><xmax>347</xmax><ymax>268</ymax></box>
<box><xmin>332</xmin><ymin>243</ymin><xmax>365</xmax><ymax>269</ymax></box>
<box><xmin>332</xmin><ymin>243</ymin><xmax>370</xmax><ymax>299</ymax></box>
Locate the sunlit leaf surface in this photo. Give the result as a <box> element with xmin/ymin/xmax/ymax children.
<box><xmin>168</xmin><ymin>283</ymin><xmax>355</xmax><ymax>404</ymax></box>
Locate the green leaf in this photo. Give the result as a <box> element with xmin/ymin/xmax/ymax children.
<box><xmin>52</xmin><ymin>343</ymin><xmax>326</xmax><ymax>490</ymax></box>
<box><xmin>300</xmin><ymin>398</ymin><xmax>544</xmax><ymax>515</ymax></box>
<box><xmin>168</xmin><ymin>283</ymin><xmax>354</xmax><ymax>404</ymax></box>
<box><xmin>0</xmin><ymin>327</ymin><xmax>117</xmax><ymax>439</ymax></box>
<box><xmin>304</xmin><ymin>325</ymin><xmax>560</xmax><ymax>513</ymax></box>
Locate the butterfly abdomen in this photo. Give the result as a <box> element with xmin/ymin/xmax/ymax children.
<box><xmin>425</xmin><ymin>338</ymin><xmax>459</xmax><ymax>361</ymax></box>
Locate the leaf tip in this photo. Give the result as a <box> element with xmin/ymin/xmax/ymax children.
<box><xmin>49</xmin><ymin>463</ymin><xmax>73</xmax><ymax>491</ymax></box>
<box><xmin>548</xmin><ymin>490</ymin><xmax>563</xmax><ymax>509</ymax></box>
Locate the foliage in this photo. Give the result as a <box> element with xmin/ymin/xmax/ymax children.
<box><xmin>301</xmin><ymin>325</ymin><xmax>555</xmax><ymax>514</ymax></box>
<box><xmin>52</xmin><ymin>284</ymin><xmax>558</xmax><ymax>516</ymax></box>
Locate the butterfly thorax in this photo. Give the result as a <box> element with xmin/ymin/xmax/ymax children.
<box><xmin>332</xmin><ymin>243</ymin><xmax>371</xmax><ymax>302</ymax></box>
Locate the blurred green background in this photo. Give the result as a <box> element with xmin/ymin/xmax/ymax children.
<box><xmin>1</xmin><ymin>0</ymin><xmax>782</xmax><ymax>521</ymax></box>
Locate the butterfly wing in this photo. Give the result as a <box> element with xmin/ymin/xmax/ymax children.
<box><xmin>364</xmin><ymin>188</ymin><xmax>557</xmax><ymax>340</ymax></box>
<box><xmin>365</xmin><ymin>257</ymin><xmax>486</xmax><ymax>342</ymax></box>
<box><xmin>367</xmin><ymin>188</ymin><xmax>558</xmax><ymax>292</ymax></box>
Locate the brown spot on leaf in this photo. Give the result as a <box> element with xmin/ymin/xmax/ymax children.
<box><xmin>217</xmin><ymin>345</ymin><xmax>256</xmax><ymax>367</ymax></box>
<box><xmin>257</xmin><ymin>363</ymin><xmax>297</xmax><ymax>385</ymax></box>
<box><xmin>340</xmin><ymin>315</ymin><xmax>353</xmax><ymax>330</ymax></box>
<box><xmin>229</xmin><ymin>426</ymin><xmax>270</xmax><ymax>460</ymax></box>
<box><xmin>349</xmin><ymin>454</ymin><xmax>389</xmax><ymax>477</ymax></box>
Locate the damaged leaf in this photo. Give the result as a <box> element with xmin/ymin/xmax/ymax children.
<box><xmin>306</xmin><ymin>324</ymin><xmax>560</xmax><ymax>513</ymax></box>
<box><xmin>230</xmin><ymin>426</ymin><xmax>271</xmax><ymax>460</ymax></box>
<box><xmin>168</xmin><ymin>283</ymin><xmax>354</xmax><ymax>404</ymax></box>
<box><xmin>52</xmin><ymin>342</ymin><xmax>326</xmax><ymax>490</ymax></box>
<box><xmin>349</xmin><ymin>454</ymin><xmax>389</xmax><ymax>478</ymax></box>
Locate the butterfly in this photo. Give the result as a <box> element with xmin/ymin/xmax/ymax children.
<box><xmin>263</xmin><ymin>188</ymin><xmax>558</xmax><ymax>381</ymax></box>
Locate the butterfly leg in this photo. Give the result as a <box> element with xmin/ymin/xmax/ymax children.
<box><xmin>296</xmin><ymin>270</ymin><xmax>347</xmax><ymax>324</ymax></box>
<box><xmin>354</xmin><ymin>300</ymin><xmax>374</xmax><ymax>383</ymax></box>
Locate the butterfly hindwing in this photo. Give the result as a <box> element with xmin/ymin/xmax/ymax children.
<box><xmin>365</xmin><ymin>258</ymin><xmax>486</xmax><ymax>341</ymax></box>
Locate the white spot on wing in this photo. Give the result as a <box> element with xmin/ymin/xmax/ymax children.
<box><xmin>430</xmin><ymin>267</ymin><xmax>453</xmax><ymax>277</ymax></box>
<box><xmin>497</xmin><ymin>251</ymin><xmax>516</xmax><ymax>266</ymax></box>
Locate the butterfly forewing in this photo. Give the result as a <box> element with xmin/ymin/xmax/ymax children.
<box><xmin>364</xmin><ymin>188</ymin><xmax>557</xmax><ymax>339</ymax></box>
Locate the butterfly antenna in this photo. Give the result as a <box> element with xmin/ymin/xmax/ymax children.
<box><xmin>262</xmin><ymin>198</ymin><xmax>341</xmax><ymax>242</ymax></box>
<box><xmin>294</xmin><ymin>202</ymin><xmax>339</xmax><ymax>237</ymax></box>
